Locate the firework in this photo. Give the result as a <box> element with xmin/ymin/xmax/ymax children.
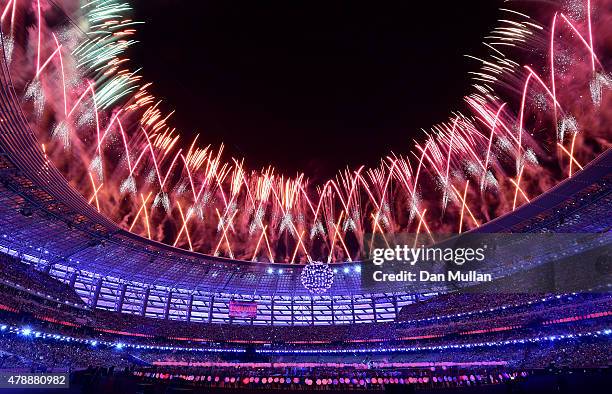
<box><xmin>0</xmin><ymin>0</ymin><xmax>609</xmax><ymax>263</ymax></box>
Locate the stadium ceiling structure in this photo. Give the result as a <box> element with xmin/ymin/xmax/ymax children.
<box><xmin>0</xmin><ymin>22</ymin><xmax>611</xmax><ymax>324</ymax></box>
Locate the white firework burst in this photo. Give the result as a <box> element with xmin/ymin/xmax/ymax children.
<box><xmin>351</xmin><ymin>208</ymin><xmax>360</xmax><ymax>221</ymax></box>
<box><xmin>3</xmin><ymin>37</ymin><xmax>14</xmax><ymax>64</ymax></box>
<box><xmin>310</xmin><ymin>221</ymin><xmax>325</xmax><ymax>239</ymax></box>
<box><xmin>51</xmin><ymin>122</ymin><xmax>70</xmax><ymax>149</ymax></box>
<box><xmin>77</xmin><ymin>108</ymin><xmax>95</xmax><ymax>128</ymax></box>
<box><xmin>296</xmin><ymin>213</ymin><xmax>305</xmax><ymax>225</ymax></box>
<box><xmin>590</xmin><ymin>72</ymin><xmax>612</xmax><ymax>107</ymax></box>
<box><xmin>89</xmin><ymin>155</ymin><xmax>103</xmax><ymax>181</ymax></box>
<box><xmin>379</xmin><ymin>214</ymin><xmax>390</xmax><ymax>230</ymax></box>
<box><xmin>56</xmin><ymin>26</ymin><xmax>80</xmax><ymax>48</ymax></box>
<box><xmin>481</xmin><ymin>170</ymin><xmax>498</xmax><ymax>192</ymax></box>
<box><xmin>408</xmin><ymin>193</ymin><xmax>421</xmax><ymax>223</ymax></box>
<box><xmin>465</xmin><ymin>161</ymin><xmax>480</xmax><ymax>177</ymax></box>
<box><xmin>486</xmin><ymin>171</ymin><xmax>498</xmax><ymax>189</ymax></box>
<box><xmin>342</xmin><ymin>217</ymin><xmax>356</xmax><ymax>232</ymax></box>
<box><xmin>216</xmin><ymin>215</ymin><xmax>226</xmax><ymax>232</ymax></box>
<box><xmin>187</xmin><ymin>200</ymin><xmax>206</xmax><ymax>221</ymax></box>
<box><xmin>524</xmin><ymin>148</ymin><xmax>538</xmax><ymax>166</ymax></box>
<box><xmin>248</xmin><ymin>207</ymin><xmax>265</xmax><ymax>234</ymax></box>
<box><xmin>200</xmin><ymin>191</ymin><xmax>212</xmax><ymax>206</ymax></box>
<box><xmin>153</xmin><ymin>191</ymin><xmax>170</xmax><ymax>212</ymax></box>
<box><xmin>175</xmin><ymin>183</ymin><xmax>188</xmax><ymax>195</ymax></box>
<box><xmin>563</xmin><ymin>0</ymin><xmax>586</xmax><ymax>20</ymax></box>
<box><xmin>558</xmin><ymin>115</ymin><xmax>579</xmax><ymax>142</ymax></box>
<box><xmin>279</xmin><ymin>212</ymin><xmax>293</xmax><ymax>234</ymax></box>
<box><xmin>119</xmin><ymin>175</ymin><xmax>137</xmax><ymax>195</ymax></box>
<box><xmin>217</xmin><ymin>206</ymin><xmax>237</xmax><ymax>231</ymax></box>
<box><xmin>146</xmin><ymin>169</ymin><xmax>157</xmax><ymax>184</ymax></box>
<box><xmin>439</xmin><ymin>176</ymin><xmax>451</xmax><ymax>210</ymax></box>
<box><xmin>554</xmin><ymin>49</ymin><xmax>573</xmax><ymax>74</ymax></box>
<box><xmin>533</xmin><ymin>93</ymin><xmax>548</xmax><ymax>111</ymax></box>
<box><xmin>24</xmin><ymin>80</ymin><xmax>45</xmax><ymax>118</ymax></box>
<box><xmin>496</xmin><ymin>136</ymin><xmax>512</xmax><ymax>152</ymax></box>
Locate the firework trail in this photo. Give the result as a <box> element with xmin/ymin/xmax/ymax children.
<box><xmin>0</xmin><ymin>0</ymin><xmax>610</xmax><ymax>263</ymax></box>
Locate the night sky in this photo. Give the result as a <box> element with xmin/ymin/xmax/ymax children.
<box><xmin>131</xmin><ymin>1</ymin><xmax>499</xmax><ymax>182</ymax></box>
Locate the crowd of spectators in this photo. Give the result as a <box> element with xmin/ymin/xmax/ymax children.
<box><xmin>522</xmin><ymin>341</ymin><xmax>611</xmax><ymax>369</ymax></box>
<box><xmin>397</xmin><ymin>293</ymin><xmax>545</xmax><ymax>322</ymax></box>
<box><xmin>0</xmin><ymin>333</ymin><xmax>130</xmax><ymax>371</ymax></box>
<box><xmin>1</xmin><ymin>323</ymin><xmax>609</xmax><ymax>390</ymax></box>
<box><xmin>0</xmin><ymin>317</ymin><xmax>609</xmax><ymax>375</ymax></box>
<box><xmin>0</xmin><ymin>284</ymin><xmax>89</xmax><ymax>329</ymax></box>
<box><xmin>0</xmin><ymin>253</ymin><xmax>84</xmax><ymax>306</ymax></box>
<box><xmin>0</xmin><ymin>273</ymin><xmax>609</xmax><ymax>349</ymax></box>
<box><xmin>0</xmin><ymin>252</ymin><xmax>609</xmax><ymax>384</ymax></box>
<box><xmin>78</xmin><ymin>292</ymin><xmax>612</xmax><ymax>344</ymax></box>
<box><xmin>0</xmin><ymin>251</ymin><xmax>610</xmax><ymax>346</ymax></box>
<box><xmin>128</xmin><ymin>336</ymin><xmax>610</xmax><ymax>369</ymax></box>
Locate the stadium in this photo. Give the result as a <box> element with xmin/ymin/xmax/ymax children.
<box><xmin>0</xmin><ymin>0</ymin><xmax>610</xmax><ymax>393</ymax></box>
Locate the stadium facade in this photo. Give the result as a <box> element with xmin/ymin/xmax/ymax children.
<box><xmin>0</xmin><ymin>36</ymin><xmax>610</xmax><ymax>328</ymax></box>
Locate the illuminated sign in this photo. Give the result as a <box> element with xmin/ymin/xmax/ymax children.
<box><xmin>229</xmin><ymin>300</ymin><xmax>257</xmax><ymax>319</ymax></box>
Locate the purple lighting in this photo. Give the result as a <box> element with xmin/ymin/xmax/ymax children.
<box><xmin>300</xmin><ymin>262</ymin><xmax>335</xmax><ymax>294</ymax></box>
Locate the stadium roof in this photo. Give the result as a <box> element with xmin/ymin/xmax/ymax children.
<box><xmin>0</xmin><ymin>40</ymin><xmax>610</xmax><ymax>296</ymax></box>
